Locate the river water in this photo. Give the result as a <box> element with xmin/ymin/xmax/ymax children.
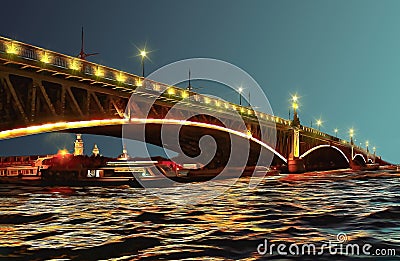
<box><xmin>0</xmin><ymin>170</ymin><xmax>399</xmax><ymax>260</ymax></box>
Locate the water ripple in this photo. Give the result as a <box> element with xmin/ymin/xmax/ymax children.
<box><xmin>0</xmin><ymin>170</ymin><xmax>399</xmax><ymax>259</ymax></box>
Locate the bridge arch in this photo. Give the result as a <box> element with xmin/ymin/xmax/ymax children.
<box><xmin>299</xmin><ymin>144</ymin><xmax>350</xmax><ymax>171</ymax></box>
<box><xmin>0</xmin><ymin>118</ymin><xmax>287</xmax><ymax>163</ymax></box>
<box><xmin>300</xmin><ymin>144</ymin><xmax>350</xmax><ymax>163</ymax></box>
<box><xmin>352</xmin><ymin>153</ymin><xmax>366</xmax><ymax>164</ymax></box>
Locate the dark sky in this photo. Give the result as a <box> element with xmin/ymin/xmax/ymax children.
<box><xmin>0</xmin><ymin>0</ymin><xmax>399</xmax><ymax>162</ymax></box>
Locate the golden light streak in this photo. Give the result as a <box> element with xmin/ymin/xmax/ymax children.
<box><xmin>0</xmin><ymin>119</ymin><xmax>125</xmax><ymax>139</ymax></box>
<box><xmin>0</xmin><ymin>118</ymin><xmax>287</xmax><ymax>162</ymax></box>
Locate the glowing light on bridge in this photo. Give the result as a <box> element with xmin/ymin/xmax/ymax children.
<box><xmin>181</xmin><ymin>90</ymin><xmax>189</xmax><ymax>99</ymax></box>
<box><xmin>167</xmin><ymin>87</ymin><xmax>175</xmax><ymax>96</ymax></box>
<box><xmin>5</xmin><ymin>42</ymin><xmax>18</xmax><ymax>55</ymax></box>
<box><xmin>349</xmin><ymin>128</ymin><xmax>354</xmax><ymax>137</ymax></box>
<box><xmin>40</xmin><ymin>51</ymin><xmax>52</xmax><ymax>64</ymax></box>
<box><xmin>116</xmin><ymin>72</ymin><xmax>126</xmax><ymax>83</ymax></box>
<box><xmin>316</xmin><ymin>119</ymin><xmax>323</xmax><ymax>130</ymax></box>
<box><xmin>69</xmin><ymin>59</ymin><xmax>81</xmax><ymax>71</ymax></box>
<box><xmin>139</xmin><ymin>49</ymin><xmax>147</xmax><ymax>58</ymax></box>
<box><xmin>334</xmin><ymin>128</ymin><xmax>338</xmax><ymax>137</ymax></box>
<box><xmin>290</xmin><ymin>94</ymin><xmax>300</xmax><ymax>117</ymax></box>
<box><xmin>135</xmin><ymin>79</ymin><xmax>143</xmax><ymax>87</ymax></box>
<box><xmin>138</xmin><ymin>48</ymin><xmax>148</xmax><ymax>78</ymax></box>
<box><xmin>94</xmin><ymin>66</ymin><xmax>104</xmax><ymax>77</ymax></box>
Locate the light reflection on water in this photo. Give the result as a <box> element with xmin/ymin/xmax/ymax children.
<box><xmin>0</xmin><ymin>170</ymin><xmax>399</xmax><ymax>260</ymax></box>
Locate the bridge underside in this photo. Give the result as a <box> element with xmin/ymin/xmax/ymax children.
<box><xmin>302</xmin><ymin>146</ymin><xmax>350</xmax><ymax>171</ymax></box>
<box><xmin>63</xmin><ymin>123</ymin><xmax>283</xmax><ymax>170</ymax></box>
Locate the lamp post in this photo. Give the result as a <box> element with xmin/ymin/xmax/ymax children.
<box><xmin>373</xmin><ymin>146</ymin><xmax>376</xmax><ymax>163</ymax></box>
<box><xmin>365</xmin><ymin>140</ymin><xmax>369</xmax><ymax>153</ymax></box>
<box><xmin>291</xmin><ymin>94</ymin><xmax>300</xmax><ymax>126</ymax></box>
<box><xmin>139</xmin><ymin>49</ymin><xmax>147</xmax><ymax>77</ymax></box>
<box><xmin>316</xmin><ymin>119</ymin><xmax>322</xmax><ymax>131</ymax></box>
<box><xmin>238</xmin><ymin>87</ymin><xmax>243</xmax><ymax>106</ymax></box>
<box><xmin>349</xmin><ymin>128</ymin><xmax>354</xmax><ymax>145</ymax></box>
<box><xmin>334</xmin><ymin>128</ymin><xmax>338</xmax><ymax>137</ymax></box>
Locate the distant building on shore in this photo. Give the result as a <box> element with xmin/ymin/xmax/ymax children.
<box><xmin>92</xmin><ymin>144</ymin><xmax>100</xmax><ymax>157</ymax></box>
<box><xmin>74</xmin><ymin>134</ymin><xmax>84</xmax><ymax>156</ymax></box>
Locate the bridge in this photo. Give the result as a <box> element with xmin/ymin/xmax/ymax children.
<box><xmin>0</xmin><ymin>36</ymin><xmax>386</xmax><ymax>173</ymax></box>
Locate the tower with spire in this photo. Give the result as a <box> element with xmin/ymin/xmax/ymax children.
<box><xmin>118</xmin><ymin>144</ymin><xmax>130</xmax><ymax>160</ymax></box>
<box><xmin>92</xmin><ymin>144</ymin><xmax>100</xmax><ymax>157</ymax></box>
<box><xmin>74</xmin><ymin>134</ymin><xmax>84</xmax><ymax>156</ymax></box>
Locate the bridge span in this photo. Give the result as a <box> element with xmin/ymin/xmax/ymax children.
<box><xmin>0</xmin><ymin>36</ymin><xmax>386</xmax><ymax>172</ymax></box>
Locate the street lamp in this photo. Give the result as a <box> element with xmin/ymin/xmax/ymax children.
<box><xmin>292</xmin><ymin>100</ymin><xmax>299</xmax><ymax>112</ymax></box>
<box><xmin>316</xmin><ymin>119</ymin><xmax>322</xmax><ymax>131</ymax></box>
<box><xmin>139</xmin><ymin>49</ymin><xmax>147</xmax><ymax>77</ymax></box>
<box><xmin>365</xmin><ymin>140</ymin><xmax>369</xmax><ymax>152</ymax></box>
<box><xmin>290</xmin><ymin>94</ymin><xmax>300</xmax><ymax>126</ymax></box>
<box><xmin>238</xmin><ymin>87</ymin><xmax>243</xmax><ymax>106</ymax></box>
<box><xmin>334</xmin><ymin>128</ymin><xmax>338</xmax><ymax>137</ymax></box>
<box><xmin>291</xmin><ymin>95</ymin><xmax>299</xmax><ymax>113</ymax></box>
<box><xmin>349</xmin><ymin>128</ymin><xmax>354</xmax><ymax>145</ymax></box>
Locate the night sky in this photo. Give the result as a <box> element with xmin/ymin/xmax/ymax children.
<box><xmin>0</xmin><ymin>0</ymin><xmax>399</xmax><ymax>163</ymax></box>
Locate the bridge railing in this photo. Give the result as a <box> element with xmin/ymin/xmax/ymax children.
<box><xmin>0</xmin><ymin>36</ymin><xmax>293</xmax><ymax>129</ymax></box>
